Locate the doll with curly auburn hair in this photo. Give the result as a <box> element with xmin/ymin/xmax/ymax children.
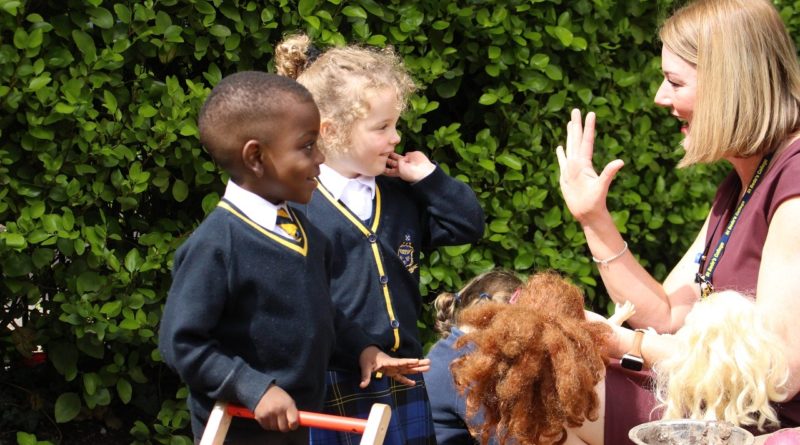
<box><xmin>451</xmin><ymin>271</ymin><xmax>613</xmax><ymax>445</ymax></box>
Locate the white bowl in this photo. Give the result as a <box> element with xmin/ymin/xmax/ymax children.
<box><xmin>629</xmin><ymin>419</ymin><xmax>754</xmax><ymax>445</ymax></box>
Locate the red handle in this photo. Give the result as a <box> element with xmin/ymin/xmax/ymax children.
<box><xmin>225</xmin><ymin>405</ymin><xmax>368</xmax><ymax>434</ymax></box>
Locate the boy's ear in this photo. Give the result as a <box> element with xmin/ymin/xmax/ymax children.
<box><xmin>241</xmin><ymin>139</ymin><xmax>265</xmax><ymax>176</ymax></box>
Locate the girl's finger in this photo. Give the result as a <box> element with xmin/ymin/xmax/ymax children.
<box><xmin>390</xmin><ymin>374</ymin><xmax>416</xmax><ymax>386</ymax></box>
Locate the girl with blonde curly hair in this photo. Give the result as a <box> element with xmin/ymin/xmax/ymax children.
<box><xmin>274</xmin><ymin>34</ymin><xmax>485</xmax><ymax>445</ymax></box>
<box><xmin>275</xmin><ymin>34</ymin><xmax>416</xmax><ymax>160</ymax></box>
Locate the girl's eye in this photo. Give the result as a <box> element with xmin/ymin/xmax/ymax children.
<box><xmin>303</xmin><ymin>141</ymin><xmax>316</xmax><ymax>151</ymax></box>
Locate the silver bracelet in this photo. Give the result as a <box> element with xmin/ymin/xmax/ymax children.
<box><xmin>592</xmin><ymin>241</ymin><xmax>628</xmax><ymax>266</ymax></box>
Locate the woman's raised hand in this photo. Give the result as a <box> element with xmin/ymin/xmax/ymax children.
<box><xmin>555</xmin><ymin>109</ymin><xmax>625</xmax><ymax>224</ymax></box>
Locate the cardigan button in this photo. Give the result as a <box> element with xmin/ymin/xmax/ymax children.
<box><xmin>379</xmin><ymin>275</ymin><xmax>389</xmax><ymax>284</ymax></box>
<box><xmin>390</xmin><ymin>320</ymin><xmax>400</xmax><ymax>329</ymax></box>
<box><xmin>368</xmin><ymin>234</ymin><xmax>377</xmax><ymax>243</ymax></box>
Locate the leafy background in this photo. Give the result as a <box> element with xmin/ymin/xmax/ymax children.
<box><xmin>5</xmin><ymin>0</ymin><xmax>788</xmax><ymax>442</ymax></box>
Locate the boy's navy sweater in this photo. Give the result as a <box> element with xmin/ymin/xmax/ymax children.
<box><xmin>158</xmin><ymin>202</ymin><xmax>373</xmax><ymax>439</ymax></box>
<box><xmin>299</xmin><ymin>167</ymin><xmax>484</xmax><ymax>369</ymax></box>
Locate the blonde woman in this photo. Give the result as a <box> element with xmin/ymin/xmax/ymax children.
<box><xmin>556</xmin><ymin>0</ymin><xmax>800</xmax><ymax>441</ymax></box>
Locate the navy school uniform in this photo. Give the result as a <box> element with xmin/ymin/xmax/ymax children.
<box><xmin>158</xmin><ymin>200</ymin><xmax>373</xmax><ymax>444</ymax></box>
<box><xmin>299</xmin><ymin>166</ymin><xmax>485</xmax><ymax>445</ymax></box>
<box><xmin>426</xmin><ymin>328</ymin><xmax>497</xmax><ymax>445</ymax></box>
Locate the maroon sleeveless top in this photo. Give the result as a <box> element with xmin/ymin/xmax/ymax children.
<box><xmin>604</xmin><ymin>139</ymin><xmax>800</xmax><ymax>445</ymax></box>
<box><xmin>702</xmin><ymin>138</ymin><xmax>800</xmax><ymax>293</ymax></box>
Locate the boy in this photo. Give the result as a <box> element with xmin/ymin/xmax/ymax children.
<box><xmin>158</xmin><ymin>72</ymin><xmax>429</xmax><ymax>444</ymax></box>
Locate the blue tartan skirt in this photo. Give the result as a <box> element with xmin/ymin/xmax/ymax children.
<box><xmin>309</xmin><ymin>370</ymin><xmax>436</xmax><ymax>445</ymax></box>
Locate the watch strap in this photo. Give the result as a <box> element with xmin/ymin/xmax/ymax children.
<box><xmin>620</xmin><ymin>329</ymin><xmax>646</xmax><ymax>371</ymax></box>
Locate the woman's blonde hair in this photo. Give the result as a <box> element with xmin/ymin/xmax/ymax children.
<box><xmin>432</xmin><ymin>269</ymin><xmax>523</xmax><ymax>338</ymax></box>
<box><xmin>653</xmin><ymin>291</ymin><xmax>789</xmax><ymax>431</ymax></box>
<box><xmin>659</xmin><ymin>0</ymin><xmax>800</xmax><ymax>166</ymax></box>
<box><xmin>274</xmin><ymin>34</ymin><xmax>416</xmax><ymax>157</ymax></box>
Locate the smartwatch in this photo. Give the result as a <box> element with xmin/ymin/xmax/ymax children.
<box><xmin>620</xmin><ymin>329</ymin><xmax>646</xmax><ymax>371</ymax></box>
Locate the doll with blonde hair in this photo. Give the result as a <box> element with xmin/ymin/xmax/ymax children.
<box><xmin>275</xmin><ymin>34</ymin><xmax>485</xmax><ymax>445</ymax></box>
<box><xmin>653</xmin><ymin>291</ymin><xmax>789</xmax><ymax>431</ymax></box>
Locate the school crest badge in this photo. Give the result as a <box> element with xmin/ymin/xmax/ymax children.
<box><xmin>397</xmin><ymin>234</ymin><xmax>417</xmax><ymax>273</ymax></box>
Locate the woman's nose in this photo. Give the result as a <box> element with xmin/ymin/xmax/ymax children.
<box><xmin>654</xmin><ymin>79</ymin><xmax>671</xmax><ymax>108</ymax></box>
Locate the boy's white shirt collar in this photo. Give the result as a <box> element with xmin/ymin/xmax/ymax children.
<box><xmin>222</xmin><ymin>180</ymin><xmax>284</xmax><ymax>232</ymax></box>
<box><xmin>318</xmin><ymin>164</ymin><xmax>376</xmax><ymax>220</ymax></box>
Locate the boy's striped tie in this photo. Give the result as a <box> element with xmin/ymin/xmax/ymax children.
<box><xmin>276</xmin><ymin>208</ymin><xmax>301</xmax><ymax>241</ymax></box>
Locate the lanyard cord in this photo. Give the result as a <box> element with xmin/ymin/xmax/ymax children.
<box><xmin>695</xmin><ymin>155</ymin><xmax>772</xmax><ymax>298</ymax></box>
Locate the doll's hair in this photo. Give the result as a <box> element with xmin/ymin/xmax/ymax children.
<box><xmin>451</xmin><ymin>271</ymin><xmax>611</xmax><ymax>445</ymax></box>
<box><xmin>274</xmin><ymin>33</ymin><xmax>416</xmax><ymax>157</ymax></box>
<box><xmin>653</xmin><ymin>291</ymin><xmax>789</xmax><ymax>431</ymax></box>
<box><xmin>432</xmin><ymin>269</ymin><xmax>523</xmax><ymax>338</ymax></box>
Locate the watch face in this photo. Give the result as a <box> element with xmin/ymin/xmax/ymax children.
<box><xmin>621</xmin><ymin>353</ymin><xmax>644</xmax><ymax>371</ymax></box>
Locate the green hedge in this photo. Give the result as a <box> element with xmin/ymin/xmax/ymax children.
<box><xmin>4</xmin><ymin>0</ymin><xmax>788</xmax><ymax>442</ymax></box>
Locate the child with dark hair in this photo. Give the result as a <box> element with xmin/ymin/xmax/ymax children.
<box><xmin>425</xmin><ymin>269</ymin><xmax>524</xmax><ymax>445</ymax></box>
<box><xmin>158</xmin><ymin>71</ymin><xmax>429</xmax><ymax>445</ymax></box>
<box><xmin>275</xmin><ymin>34</ymin><xmax>485</xmax><ymax>445</ymax></box>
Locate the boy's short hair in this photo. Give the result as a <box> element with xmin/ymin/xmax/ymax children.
<box><xmin>198</xmin><ymin>71</ymin><xmax>315</xmax><ymax>179</ymax></box>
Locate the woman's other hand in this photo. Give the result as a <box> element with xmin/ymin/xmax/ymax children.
<box><xmin>556</xmin><ymin>109</ymin><xmax>625</xmax><ymax>224</ymax></box>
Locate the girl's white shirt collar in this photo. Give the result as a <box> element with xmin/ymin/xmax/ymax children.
<box><xmin>317</xmin><ymin>164</ymin><xmax>376</xmax><ymax>200</ymax></box>
<box><xmin>318</xmin><ymin>165</ymin><xmax>376</xmax><ymax>220</ymax></box>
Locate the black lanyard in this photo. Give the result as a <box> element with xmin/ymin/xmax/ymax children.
<box><xmin>695</xmin><ymin>155</ymin><xmax>772</xmax><ymax>299</ymax></box>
